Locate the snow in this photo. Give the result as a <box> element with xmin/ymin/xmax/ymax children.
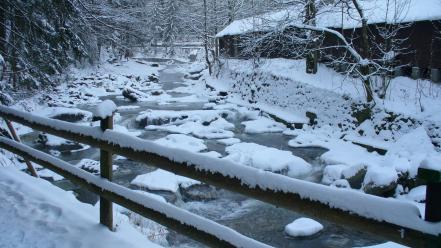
<box><xmin>143</xmin><ymin>110</ymin><xmax>235</xmax><ymax>139</ymax></box>
<box><xmin>93</xmin><ymin>100</ymin><xmax>117</xmax><ymax>119</ymax></box>
<box><xmin>38</xmin><ymin>107</ymin><xmax>92</xmax><ymax>122</ymax></box>
<box><xmin>385</xmin><ymin>127</ymin><xmax>440</xmax><ymax>176</ymax></box>
<box><xmin>216</xmin><ymin>0</ymin><xmax>441</xmax><ymax>37</ymax></box>
<box><xmin>0</xmin><ymin>167</ymin><xmax>162</xmax><ymax>248</ymax></box>
<box><xmin>37</xmin><ymin>169</ymin><xmax>64</xmax><ymax>181</ymax></box>
<box><xmin>242</xmin><ymin>117</ymin><xmax>286</xmax><ymax>134</ymax></box>
<box><xmin>42</xmin><ymin>134</ymin><xmax>72</xmax><ymax>146</ymax></box>
<box><xmin>284</xmin><ymin>218</ymin><xmax>324</xmax><ymax>237</ymax></box>
<box><xmin>133</xmin><ymin>190</ymin><xmax>167</xmax><ymax>203</ymax></box>
<box><xmin>0</xmin><ymin>138</ymin><xmax>271</xmax><ymax>248</ymax></box>
<box><xmin>355</xmin><ymin>241</ymin><xmax>409</xmax><ymax>248</ymax></box>
<box><xmin>288</xmin><ymin>130</ymin><xmax>382</xmax><ymax>168</ymax></box>
<box><xmin>322</xmin><ymin>164</ymin><xmax>348</xmax><ymax>185</ymax></box>
<box><xmin>154</xmin><ymin>134</ymin><xmax>207</xmax><ymax>153</ymax></box>
<box><xmin>131</xmin><ymin>169</ymin><xmax>200</xmax><ymax>193</ymax></box>
<box><xmin>75</xmin><ymin>159</ymin><xmax>118</xmax><ymax>173</ymax></box>
<box><xmin>137</xmin><ymin>109</ymin><xmax>232</xmax><ymax>126</ymax></box>
<box><xmin>363</xmin><ymin>166</ymin><xmax>398</xmax><ymax>187</ymax></box>
<box><xmin>225</xmin><ymin>142</ymin><xmax>312</xmax><ymax>177</ymax></box>
<box><xmin>421</xmin><ymin>155</ymin><xmax>441</xmax><ymax>171</ymax></box>
<box><xmin>406</xmin><ymin>186</ymin><xmax>426</xmax><ymax>203</ymax></box>
<box><xmin>117</xmin><ymin>105</ymin><xmax>140</xmax><ymax>111</ymax></box>
<box><xmin>1</xmin><ymin>104</ymin><xmax>440</xmax><ymax>236</ymax></box>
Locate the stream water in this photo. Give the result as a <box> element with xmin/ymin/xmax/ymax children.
<box><xmin>20</xmin><ymin>58</ymin><xmax>387</xmax><ymax>247</ymax></box>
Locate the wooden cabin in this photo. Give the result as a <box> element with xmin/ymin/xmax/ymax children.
<box><xmin>216</xmin><ymin>1</ymin><xmax>441</xmax><ymax>81</ymax></box>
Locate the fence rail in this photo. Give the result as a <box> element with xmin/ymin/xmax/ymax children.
<box><xmin>0</xmin><ymin>105</ymin><xmax>438</xmax><ymax>247</ymax></box>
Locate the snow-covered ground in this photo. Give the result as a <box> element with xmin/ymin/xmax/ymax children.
<box><xmin>0</xmin><ymin>167</ymin><xmax>161</xmax><ymax>248</ymax></box>
<box><xmin>0</xmin><ymin>54</ymin><xmax>437</xmax><ymax>247</ymax></box>
<box><xmin>207</xmin><ymin>57</ymin><xmax>441</xmax><ymax>201</ymax></box>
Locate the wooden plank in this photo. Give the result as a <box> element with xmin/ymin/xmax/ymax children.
<box><xmin>0</xmin><ymin>107</ymin><xmax>433</xmax><ymax>247</ymax></box>
<box><xmin>4</xmin><ymin>119</ymin><xmax>38</xmax><ymax>177</ymax></box>
<box><xmin>100</xmin><ymin>116</ymin><xmax>113</xmax><ymax>230</ymax></box>
<box><xmin>419</xmin><ymin>168</ymin><xmax>441</xmax><ymax>223</ymax></box>
<box><xmin>0</xmin><ymin>138</ymin><xmax>237</xmax><ymax>248</ymax></box>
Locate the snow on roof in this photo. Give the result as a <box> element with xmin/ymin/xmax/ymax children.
<box><xmin>216</xmin><ymin>0</ymin><xmax>441</xmax><ymax>37</ymax></box>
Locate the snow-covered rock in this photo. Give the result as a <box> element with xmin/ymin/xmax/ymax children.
<box><xmin>93</xmin><ymin>100</ymin><xmax>117</xmax><ymax>120</ymax></box>
<box><xmin>39</xmin><ymin>107</ymin><xmax>92</xmax><ymax>123</ymax></box>
<box><xmin>406</xmin><ymin>185</ymin><xmax>426</xmax><ymax>203</ymax></box>
<box><xmin>385</xmin><ymin>127</ymin><xmax>438</xmax><ymax>177</ymax></box>
<box><xmin>37</xmin><ymin>169</ymin><xmax>64</xmax><ymax>181</ymax></box>
<box><xmin>242</xmin><ymin>117</ymin><xmax>286</xmax><ymax>134</ymax></box>
<box><xmin>131</xmin><ymin>169</ymin><xmax>200</xmax><ymax>193</ymax></box>
<box><xmin>322</xmin><ymin>164</ymin><xmax>348</xmax><ymax>185</ymax></box>
<box><xmin>355</xmin><ymin>241</ymin><xmax>409</xmax><ymax>248</ymax></box>
<box><xmin>0</xmin><ymin>167</ymin><xmax>161</xmax><ymax>248</ymax></box>
<box><xmin>75</xmin><ymin>159</ymin><xmax>118</xmax><ymax>173</ymax></box>
<box><xmin>362</xmin><ymin>166</ymin><xmax>398</xmax><ymax>196</ymax></box>
<box><xmin>284</xmin><ymin>218</ymin><xmax>324</xmax><ymax>237</ymax></box>
<box><xmin>224</xmin><ymin>142</ymin><xmax>311</xmax><ymax>177</ymax></box>
<box><xmin>154</xmin><ymin>134</ymin><xmax>207</xmax><ymax>153</ymax></box>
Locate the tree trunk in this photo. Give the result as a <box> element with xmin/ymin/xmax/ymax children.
<box><xmin>352</xmin><ymin>0</ymin><xmax>374</xmax><ymax>103</ymax></box>
<box><xmin>203</xmin><ymin>0</ymin><xmax>212</xmax><ymax>75</ymax></box>
<box><xmin>305</xmin><ymin>0</ymin><xmax>318</xmax><ymax>74</ymax></box>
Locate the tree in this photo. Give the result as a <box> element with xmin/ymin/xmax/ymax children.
<box><xmin>238</xmin><ymin>0</ymin><xmax>412</xmax><ymax>104</ymax></box>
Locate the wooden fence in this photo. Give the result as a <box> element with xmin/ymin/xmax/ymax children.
<box><xmin>0</xmin><ymin>105</ymin><xmax>439</xmax><ymax>247</ymax></box>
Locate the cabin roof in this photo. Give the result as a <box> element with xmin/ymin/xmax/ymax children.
<box><xmin>216</xmin><ymin>0</ymin><xmax>441</xmax><ymax>38</ymax></box>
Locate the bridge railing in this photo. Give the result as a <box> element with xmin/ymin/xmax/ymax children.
<box><xmin>0</xmin><ymin>105</ymin><xmax>438</xmax><ymax>247</ymax></box>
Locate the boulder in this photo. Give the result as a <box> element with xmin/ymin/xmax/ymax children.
<box><xmin>342</xmin><ymin>165</ymin><xmax>367</xmax><ymax>189</ymax></box>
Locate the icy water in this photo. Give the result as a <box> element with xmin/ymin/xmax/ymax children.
<box><xmin>20</xmin><ymin>59</ymin><xmax>386</xmax><ymax>247</ymax></box>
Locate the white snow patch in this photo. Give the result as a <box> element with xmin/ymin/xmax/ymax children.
<box><xmin>75</xmin><ymin>159</ymin><xmax>118</xmax><ymax>173</ymax></box>
<box><xmin>131</xmin><ymin>169</ymin><xmax>200</xmax><ymax>193</ymax></box>
<box><xmin>284</xmin><ymin>218</ymin><xmax>323</xmax><ymax>237</ymax></box>
<box><xmin>154</xmin><ymin>134</ymin><xmax>207</xmax><ymax>153</ymax></box>
<box><xmin>242</xmin><ymin>117</ymin><xmax>286</xmax><ymax>134</ymax></box>
<box><xmin>93</xmin><ymin>100</ymin><xmax>117</xmax><ymax>119</ymax></box>
<box><xmin>322</xmin><ymin>164</ymin><xmax>348</xmax><ymax>185</ymax></box>
<box><xmin>225</xmin><ymin>142</ymin><xmax>311</xmax><ymax>177</ymax></box>
<box><xmin>355</xmin><ymin>241</ymin><xmax>409</xmax><ymax>248</ymax></box>
<box><xmin>0</xmin><ymin>167</ymin><xmax>161</xmax><ymax>248</ymax></box>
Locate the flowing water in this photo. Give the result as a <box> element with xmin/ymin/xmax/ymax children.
<box><xmin>20</xmin><ymin>58</ymin><xmax>386</xmax><ymax>247</ymax></box>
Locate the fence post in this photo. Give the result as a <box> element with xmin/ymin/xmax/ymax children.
<box><xmin>418</xmin><ymin>167</ymin><xmax>441</xmax><ymax>222</ymax></box>
<box><xmin>99</xmin><ymin>113</ymin><xmax>114</xmax><ymax>230</ymax></box>
<box><xmin>4</xmin><ymin>119</ymin><xmax>38</xmax><ymax>177</ymax></box>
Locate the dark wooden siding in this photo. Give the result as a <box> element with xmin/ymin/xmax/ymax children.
<box><xmin>219</xmin><ymin>20</ymin><xmax>441</xmax><ymax>71</ymax></box>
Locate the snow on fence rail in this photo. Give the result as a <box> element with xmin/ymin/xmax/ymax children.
<box><xmin>0</xmin><ymin>138</ymin><xmax>268</xmax><ymax>248</ymax></box>
<box><xmin>0</xmin><ymin>105</ymin><xmax>438</xmax><ymax>247</ymax></box>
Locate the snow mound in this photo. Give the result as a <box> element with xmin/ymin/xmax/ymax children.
<box><xmin>385</xmin><ymin>127</ymin><xmax>439</xmax><ymax>176</ymax></box>
<box><xmin>0</xmin><ymin>167</ymin><xmax>161</xmax><ymax>248</ymax></box>
<box><xmin>284</xmin><ymin>218</ymin><xmax>323</xmax><ymax>237</ymax></box>
<box><xmin>131</xmin><ymin>169</ymin><xmax>200</xmax><ymax>193</ymax></box>
<box><xmin>39</xmin><ymin>107</ymin><xmax>92</xmax><ymax>122</ymax></box>
<box><xmin>322</xmin><ymin>164</ymin><xmax>348</xmax><ymax>185</ymax></box>
<box><xmin>242</xmin><ymin>117</ymin><xmax>286</xmax><ymax>134</ymax></box>
<box><xmin>225</xmin><ymin>143</ymin><xmax>311</xmax><ymax>177</ymax></box>
<box><xmin>154</xmin><ymin>134</ymin><xmax>207</xmax><ymax>153</ymax></box>
<box><xmin>355</xmin><ymin>241</ymin><xmax>409</xmax><ymax>248</ymax></box>
<box><xmin>406</xmin><ymin>186</ymin><xmax>426</xmax><ymax>203</ymax></box>
<box><xmin>40</xmin><ymin>134</ymin><xmax>71</xmax><ymax>146</ymax></box>
<box><xmin>37</xmin><ymin>169</ymin><xmax>64</xmax><ymax>181</ymax></box>
<box><xmin>75</xmin><ymin>159</ymin><xmax>118</xmax><ymax>173</ymax></box>
<box><xmin>133</xmin><ymin>190</ymin><xmax>167</xmax><ymax>203</ymax></box>
<box><xmin>93</xmin><ymin>100</ymin><xmax>117</xmax><ymax>119</ymax></box>
<box><xmin>363</xmin><ymin>166</ymin><xmax>398</xmax><ymax>187</ymax></box>
<box><xmin>147</xmin><ymin>118</ymin><xmax>235</xmax><ymax>139</ymax></box>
